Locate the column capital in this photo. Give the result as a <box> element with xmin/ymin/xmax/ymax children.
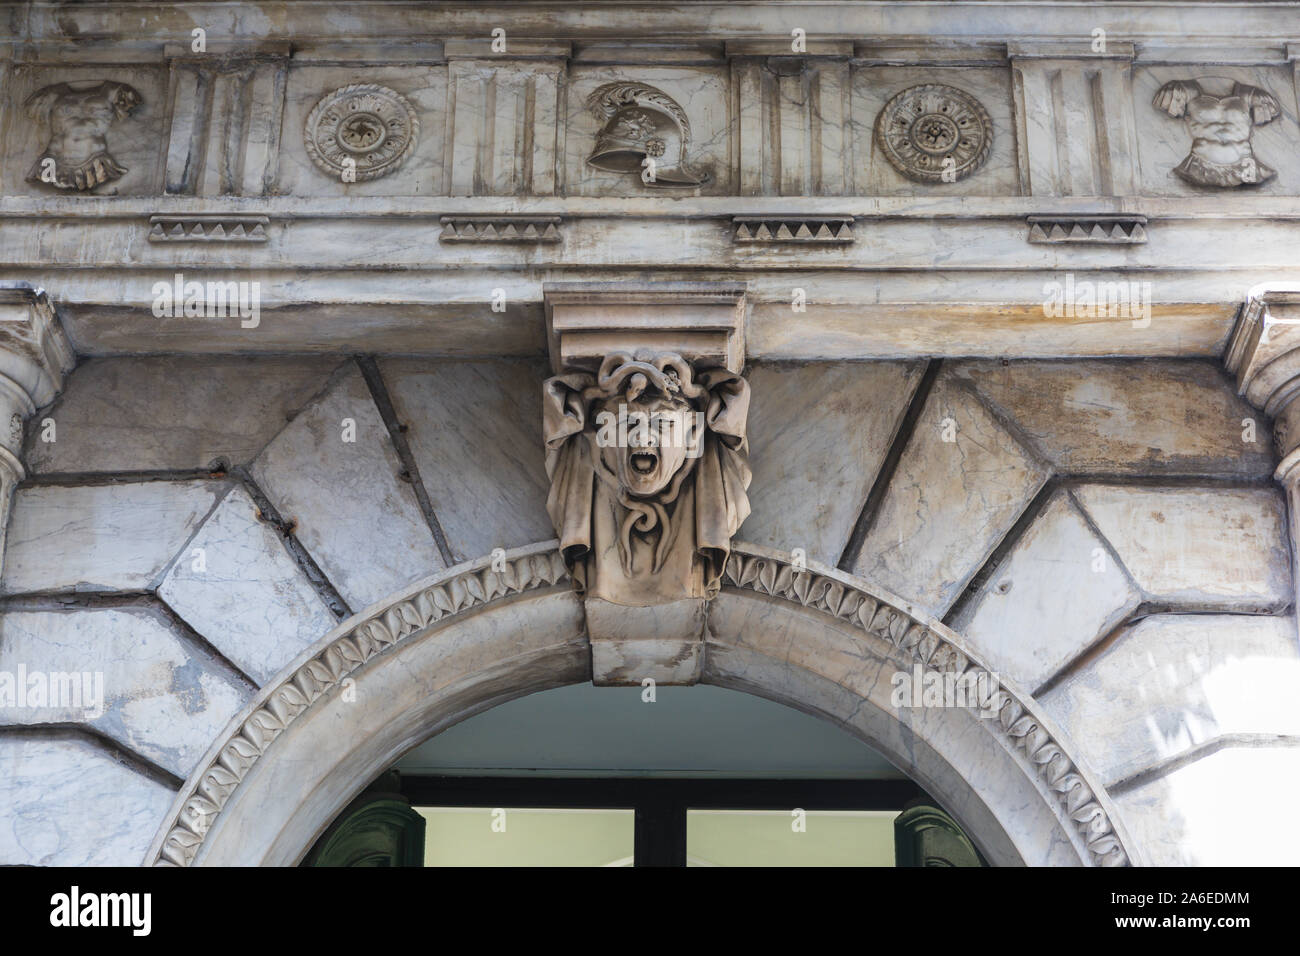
<box><xmin>0</xmin><ymin>282</ymin><xmax>75</xmax><ymax>412</ymax></box>
<box><xmin>1224</xmin><ymin>288</ymin><xmax>1300</xmax><ymax>483</ymax></box>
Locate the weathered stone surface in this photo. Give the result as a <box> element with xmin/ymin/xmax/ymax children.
<box><xmin>0</xmin><ymin>734</ymin><xmax>175</xmax><ymax>866</ymax></box>
<box><xmin>26</xmin><ymin>356</ymin><xmax>341</xmax><ymax>474</ymax></box>
<box><xmin>158</xmin><ymin>485</ymin><xmax>337</xmax><ymax>684</ymax></box>
<box><xmin>1042</xmin><ymin>614</ymin><xmax>1300</xmax><ymax>785</ymax></box>
<box><xmin>1115</xmin><ymin>746</ymin><xmax>1300</xmax><ymax>866</ymax></box>
<box><xmin>1</xmin><ymin>480</ymin><xmax>222</xmax><ymax>595</ymax></box>
<box><xmin>953</xmin><ymin>491</ymin><xmax>1142</xmax><ymax>691</ymax></box>
<box><xmin>953</xmin><ymin>360</ymin><xmax>1274</xmax><ymax>476</ymax></box>
<box><xmin>0</xmin><ymin>606</ymin><xmax>248</xmax><ymax>777</ymax></box>
<box><xmin>739</xmin><ymin>361</ymin><xmax>923</xmax><ymax>563</ymax></box>
<box><xmin>853</xmin><ymin>375</ymin><xmax>1050</xmax><ymax>615</ymax></box>
<box><xmin>251</xmin><ymin>365</ymin><xmax>444</xmax><ymax>610</ymax></box>
<box><xmin>381</xmin><ymin>358</ymin><xmax>552</xmax><ymax>561</ymax></box>
<box><xmin>1073</xmin><ymin>484</ymin><xmax>1290</xmax><ymax>609</ymax></box>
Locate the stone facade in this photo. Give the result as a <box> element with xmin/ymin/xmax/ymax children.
<box><xmin>1</xmin><ymin>1</ymin><xmax>1299</xmax><ymax>867</ymax></box>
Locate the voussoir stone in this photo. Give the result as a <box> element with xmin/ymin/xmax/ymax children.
<box><xmin>853</xmin><ymin>373</ymin><xmax>1049</xmax><ymax>616</ymax></box>
<box><xmin>1115</xmin><ymin>746</ymin><xmax>1300</xmax><ymax>866</ymax></box>
<box><xmin>1041</xmin><ymin>613</ymin><xmax>1300</xmax><ymax>785</ymax></box>
<box><xmin>1073</xmin><ymin>484</ymin><xmax>1290</xmax><ymax>609</ymax></box>
<box><xmin>24</xmin><ymin>356</ymin><xmax>343</xmax><ymax>474</ymax></box>
<box><xmin>739</xmin><ymin>361</ymin><xmax>924</xmax><ymax>564</ymax></box>
<box><xmin>158</xmin><ymin>484</ymin><xmax>338</xmax><ymax>685</ymax></box>
<box><xmin>380</xmin><ymin>358</ymin><xmax>553</xmax><ymax>562</ymax></box>
<box><xmin>0</xmin><ymin>734</ymin><xmax>175</xmax><ymax>866</ymax></box>
<box><xmin>951</xmin><ymin>490</ymin><xmax>1142</xmax><ymax>691</ymax></box>
<box><xmin>0</xmin><ymin>605</ymin><xmax>250</xmax><ymax>777</ymax></box>
<box><xmin>1</xmin><ymin>480</ymin><xmax>223</xmax><ymax>594</ymax></box>
<box><xmin>251</xmin><ymin>364</ymin><xmax>445</xmax><ymax>610</ymax></box>
<box><xmin>952</xmin><ymin>360</ymin><xmax>1274</xmax><ymax>477</ymax></box>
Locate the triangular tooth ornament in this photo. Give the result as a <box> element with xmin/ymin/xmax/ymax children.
<box><xmin>1090</xmin><ymin>223</ymin><xmax>1108</xmax><ymax>240</ymax></box>
<box><xmin>460</xmin><ymin>223</ymin><xmax>477</xmax><ymax>238</ymax></box>
<box><xmin>735</xmin><ymin>223</ymin><xmax>752</xmax><ymax>240</ymax></box>
<box><xmin>1069</xmin><ymin>223</ymin><xmax>1088</xmax><ymax>239</ymax></box>
<box><xmin>1110</xmin><ymin>223</ymin><xmax>1127</xmax><ymax>239</ymax></box>
<box><xmin>1029</xmin><ymin>224</ymin><xmax>1048</xmax><ymax>241</ymax></box>
<box><xmin>1049</xmin><ymin>224</ymin><xmax>1068</xmax><ymax>240</ymax></box>
<box><xmin>502</xmin><ymin>224</ymin><xmax>519</xmax><ymax>239</ymax></box>
<box><xmin>795</xmin><ymin>223</ymin><xmax>814</xmax><ymax>239</ymax></box>
<box><xmin>755</xmin><ymin>223</ymin><xmax>773</xmax><ymax>240</ymax></box>
<box><xmin>249</xmin><ymin>223</ymin><xmax>266</xmax><ymax>240</ymax></box>
<box><xmin>523</xmin><ymin>224</ymin><xmax>539</xmax><ymax>238</ymax></box>
<box><xmin>229</xmin><ymin>224</ymin><xmax>246</xmax><ymax>238</ymax></box>
<box><xmin>482</xmin><ymin>224</ymin><xmax>498</xmax><ymax>239</ymax></box>
<box><xmin>169</xmin><ymin>223</ymin><xmax>185</xmax><ymax>237</ymax></box>
<box><xmin>209</xmin><ymin>223</ymin><xmax>226</xmax><ymax>238</ymax></box>
<box><xmin>149</xmin><ymin>224</ymin><xmax>165</xmax><ymax>239</ymax></box>
<box><xmin>542</xmin><ymin>224</ymin><xmax>559</xmax><ymax>239</ymax></box>
<box><xmin>189</xmin><ymin>223</ymin><xmax>205</xmax><ymax>237</ymax></box>
<box><xmin>815</xmin><ymin>223</ymin><xmax>834</xmax><ymax>239</ymax></box>
<box><xmin>776</xmin><ymin>224</ymin><xmax>795</xmax><ymax>240</ymax></box>
<box><xmin>1129</xmin><ymin>223</ymin><xmax>1146</xmax><ymax>242</ymax></box>
<box><xmin>836</xmin><ymin>223</ymin><xmax>853</xmax><ymax>240</ymax></box>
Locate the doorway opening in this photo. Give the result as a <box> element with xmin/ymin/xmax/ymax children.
<box><xmin>304</xmin><ymin>684</ymin><xmax>985</xmax><ymax>867</ymax></box>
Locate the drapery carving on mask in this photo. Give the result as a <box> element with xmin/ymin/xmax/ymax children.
<box><xmin>542</xmin><ymin>352</ymin><xmax>751</xmax><ymax>605</ymax></box>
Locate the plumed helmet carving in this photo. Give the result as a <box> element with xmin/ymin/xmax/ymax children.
<box><xmin>586</xmin><ymin>82</ymin><xmax>711</xmax><ymax>187</ymax></box>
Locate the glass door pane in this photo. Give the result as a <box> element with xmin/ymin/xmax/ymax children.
<box><xmin>687</xmin><ymin>809</ymin><xmax>899</xmax><ymax>866</ymax></box>
<box><xmin>416</xmin><ymin>807</ymin><xmax>635</xmax><ymax>867</ymax></box>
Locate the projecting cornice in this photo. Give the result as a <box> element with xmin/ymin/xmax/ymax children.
<box><xmin>3</xmin><ymin>3</ymin><xmax>1300</xmax><ymax>54</ymax></box>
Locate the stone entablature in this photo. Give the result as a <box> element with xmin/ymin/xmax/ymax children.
<box><xmin>2</xmin><ymin>7</ymin><xmax>1300</xmax><ymax>202</ymax></box>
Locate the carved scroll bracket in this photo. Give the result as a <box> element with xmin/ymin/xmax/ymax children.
<box><xmin>542</xmin><ymin>282</ymin><xmax>750</xmax><ymax>685</ymax></box>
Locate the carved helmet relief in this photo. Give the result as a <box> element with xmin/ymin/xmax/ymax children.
<box><xmin>586</xmin><ymin>82</ymin><xmax>712</xmax><ymax>187</ymax></box>
<box><xmin>25</xmin><ymin>81</ymin><xmax>142</xmax><ymax>191</ymax></box>
<box><xmin>542</xmin><ymin>351</ymin><xmax>750</xmax><ymax>607</ymax></box>
<box><xmin>874</xmin><ymin>83</ymin><xmax>993</xmax><ymax>183</ymax></box>
<box><xmin>1153</xmin><ymin>77</ymin><xmax>1281</xmax><ymax>187</ymax></box>
<box><xmin>304</xmin><ymin>84</ymin><xmax>419</xmax><ymax>181</ymax></box>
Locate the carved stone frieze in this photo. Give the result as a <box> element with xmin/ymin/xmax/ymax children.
<box><xmin>875</xmin><ymin>84</ymin><xmax>993</xmax><ymax>183</ymax></box>
<box><xmin>1027</xmin><ymin>215</ymin><xmax>1148</xmax><ymax>244</ymax></box>
<box><xmin>586</xmin><ymin>82</ymin><xmax>711</xmax><ymax>187</ymax></box>
<box><xmin>733</xmin><ymin>216</ymin><xmax>854</xmax><ymax>243</ymax></box>
<box><xmin>25</xmin><ymin>81</ymin><xmax>143</xmax><ymax>191</ymax></box>
<box><xmin>147</xmin><ymin>215</ymin><xmax>270</xmax><ymax>242</ymax></box>
<box><xmin>439</xmin><ymin>216</ymin><xmax>562</xmax><ymax>243</ymax></box>
<box><xmin>1153</xmin><ymin>79</ymin><xmax>1280</xmax><ymax>187</ymax></box>
<box><xmin>304</xmin><ymin>84</ymin><xmax>418</xmax><ymax>182</ymax></box>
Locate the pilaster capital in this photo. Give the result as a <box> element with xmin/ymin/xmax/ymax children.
<box><xmin>0</xmin><ymin>282</ymin><xmax>75</xmax><ymax>469</ymax></box>
<box><xmin>1224</xmin><ymin>288</ymin><xmax>1300</xmax><ymax>483</ymax></box>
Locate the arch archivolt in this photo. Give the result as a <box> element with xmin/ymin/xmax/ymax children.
<box><xmin>147</xmin><ymin>541</ymin><xmax>1137</xmax><ymax>868</ymax></box>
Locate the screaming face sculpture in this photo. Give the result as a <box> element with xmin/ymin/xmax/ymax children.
<box><xmin>1153</xmin><ymin>79</ymin><xmax>1281</xmax><ymax>187</ymax></box>
<box><xmin>542</xmin><ymin>352</ymin><xmax>750</xmax><ymax>606</ymax></box>
<box><xmin>25</xmin><ymin>81</ymin><xmax>142</xmax><ymax>191</ymax></box>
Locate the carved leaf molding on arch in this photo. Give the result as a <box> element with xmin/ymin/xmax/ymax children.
<box><xmin>151</xmin><ymin>542</ymin><xmax>1131</xmax><ymax>868</ymax></box>
<box><xmin>152</xmin><ymin>546</ymin><xmax>570</xmax><ymax>867</ymax></box>
<box><xmin>720</xmin><ymin>549</ymin><xmax>1130</xmax><ymax>867</ymax></box>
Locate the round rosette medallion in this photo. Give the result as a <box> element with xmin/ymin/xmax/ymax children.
<box><xmin>875</xmin><ymin>84</ymin><xmax>992</xmax><ymax>183</ymax></box>
<box><xmin>305</xmin><ymin>84</ymin><xmax>419</xmax><ymax>181</ymax></box>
